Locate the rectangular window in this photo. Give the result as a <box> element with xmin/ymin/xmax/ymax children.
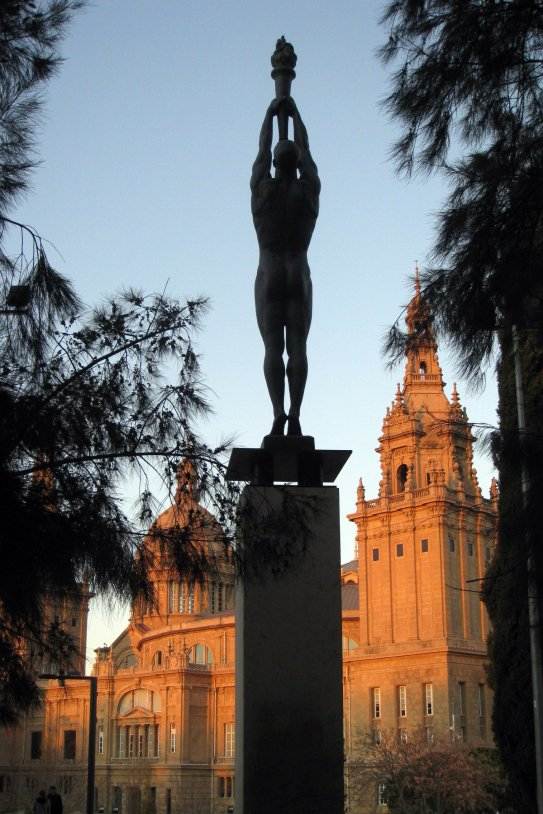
<box><xmin>128</xmin><ymin>731</ymin><xmax>135</xmax><ymax>758</ymax></box>
<box><xmin>396</xmin><ymin>543</ymin><xmax>404</xmax><ymax>557</ymax></box>
<box><xmin>30</xmin><ymin>731</ymin><xmax>42</xmax><ymax>760</ymax></box>
<box><xmin>168</xmin><ymin>581</ymin><xmax>176</xmax><ymax>613</ymax></box>
<box><xmin>426</xmin><ymin>726</ymin><xmax>434</xmax><ymax>744</ymax></box>
<box><xmin>467</xmin><ymin>542</ymin><xmax>474</xmax><ymax>556</ymax></box>
<box><xmin>178</xmin><ymin>583</ymin><xmax>186</xmax><ymax>613</ymax></box>
<box><xmin>169</xmin><ymin>723</ymin><xmax>176</xmax><ymax>753</ymax></box>
<box><xmin>424</xmin><ymin>683</ymin><xmax>434</xmax><ymax>716</ymax></box>
<box><xmin>118</xmin><ymin>727</ymin><xmax>125</xmax><ymax>758</ymax></box>
<box><xmin>220</xmin><ymin>632</ymin><xmax>228</xmax><ymax>665</ymax></box>
<box><xmin>218</xmin><ymin>778</ymin><xmax>225</xmax><ymax>798</ymax></box>
<box><xmin>398</xmin><ymin>728</ymin><xmax>408</xmax><ymax>743</ymax></box>
<box><xmin>224</xmin><ymin>723</ymin><xmax>235</xmax><ymax>758</ymax></box>
<box><xmin>421</xmin><ymin>538</ymin><xmax>429</xmax><ymax>553</ymax></box>
<box><xmin>138</xmin><ymin>731</ymin><xmax>144</xmax><ymax>757</ymax></box>
<box><xmin>63</xmin><ymin>730</ymin><xmax>76</xmax><ymax>760</ymax></box>
<box><xmin>449</xmin><ymin>536</ymin><xmax>455</xmax><ymax>553</ymax></box>
<box><xmin>98</xmin><ymin>726</ymin><xmax>104</xmax><ymax>754</ymax></box>
<box><xmin>377</xmin><ymin>782</ymin><xmax>387</xmax><ymax>806</ymax></box>
<box><xmin>372</xmin><ymin>687</ymin><xmax>381</xmax><ymax>719</ymax></box>
<box><xmin>398</xmin><ymin>685</ymin><xmax>407</xmax><ymax>717</ymax></box>
<box><xmin>372</xmin><ymin>548</ymin><xmax>380</xmax><ymax>562</ymax></box>
<box><xmin>144</xmin><ymin>724</ymin><xmax>150</xmax><ymax>757</ymax></box>
<box><xmin>188</xmin><ymin>584</ymin><xmax>195</xmax><ymax>613</ymax></box>
<box><xmin>211</xmin><ymin>582</ymin><xmax>225</xmax><ymax>614</ymax></box>
<box><xmin>166</xmin><ymin>789</ymin><xmax>171</xmax><ymax>814</ymax></box>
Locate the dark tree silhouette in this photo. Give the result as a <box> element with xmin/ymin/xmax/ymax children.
<box><xmin>0</xmin><ymin>2</ymin><xmax>240</xmax><ymax>725</ymax></box>
<box><xmin>379</xmin><ymin>2</ymin><xmax>543</xmax><ymax>809</ymax></box>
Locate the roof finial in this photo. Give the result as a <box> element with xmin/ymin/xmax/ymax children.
<box><xmin>414</xmin><ymin>261</ymin><xmax>420</xmax><ymax>295</ymax></box>
<box><xmin>451</xmin><ymin>382</ymin><xmax>459</xmax><ymax>404</ymax></box>
<box><xmin>356</xmin><ymin>477</ymin><xmax>365</xmax><ymax>505</ymax></box>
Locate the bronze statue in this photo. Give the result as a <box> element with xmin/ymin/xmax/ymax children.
<box><xmin>251</xmin><ymin>40</ymin><xmax>320</xmax><ymax>437</ymax></box>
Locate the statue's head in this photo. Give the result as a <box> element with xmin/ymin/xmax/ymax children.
<box><xmin>273</xmin><ymin>139</ymin><xmax>300</xmax><ymax>174</ymax></box>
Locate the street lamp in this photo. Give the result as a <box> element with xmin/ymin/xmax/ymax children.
<box><xmin>511</xmin><ymin>325</ymin><xmax>543</xmax><ymax>814</ymax></box>
<box><xmin>39</xmin><ymin>673</ymin><xmax>97</xmax><ymax>814</ymax></box>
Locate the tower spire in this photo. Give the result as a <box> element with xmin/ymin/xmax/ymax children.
<box><xmin>403</xmin><ymin>270</ymin><xmax>446</xmax><ymax>404</ymax></box>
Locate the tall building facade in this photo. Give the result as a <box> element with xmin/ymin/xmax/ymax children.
<box><xmin>0</xmin><ymin>285</ymin><xmax>497</xmax><ymax>814</ymax></box>
<box><xmin>343</xmin><ymin>281</ymin><xmax>498</xmax><ymax>811</ymax></box>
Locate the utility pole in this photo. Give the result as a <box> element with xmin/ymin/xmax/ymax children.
<box><xmin>40</xmin><ymin>673</ymin><xmax>97</xmax><ymax>814</ymax></box>
<box><xmin>512</xmin><ymin>325</ymin><xmax>543</xmax><ymax>814</ymax></box>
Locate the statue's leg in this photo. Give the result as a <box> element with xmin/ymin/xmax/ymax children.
<box><xmin>285</xmin><ymin>260</ymin><xmax>312</xmax><ymax>436</ymax></box>
<box><xmin>255</xmin><ymin>265</ymin><xmax>287</xmax><ymax>434</ymax></box>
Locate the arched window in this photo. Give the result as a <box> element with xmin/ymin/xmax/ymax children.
<box><xmin>118</xmin><ymin>688</ymin><xmax>161</xmax><ymax>715</ymax></box>
<box><xmin>188</xmin><ymin>643</ymin><xmax>213</xmax><ymax>666</ymax></box>
<box><xmin>152</xmin><ymin>650</ymin><xmax>163</xmax><ymax>668</ymax></box>
<box><xmin>419</xmin><ymin>360</ymin><xmax>427</xmax><ymax>378</ymax></box>
<box><xmin>396</xmin><ymin>464</ymin><xmax>408</xmax><ymax>493</ymax></box>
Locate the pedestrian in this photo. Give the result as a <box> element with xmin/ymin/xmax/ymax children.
<box><xmin>33</xmin><ymin>790</ymin><xmax>49</xmax><ymax>814</ymax></box>
<box><xmin>47</xmin><ymin>786</ymin><xmax>62</xmax><ymax>814</ymax></box>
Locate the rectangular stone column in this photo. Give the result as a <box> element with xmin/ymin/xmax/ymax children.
<box><xmin>235</xmin><ymin>485</ymin><xmax>344</xmax><ymax>814</ymax></box>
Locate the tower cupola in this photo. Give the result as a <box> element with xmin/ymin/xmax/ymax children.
<box><xmin>373</xmin><ymin>272</ymin><xmax>481</xmax><ymax>496</ymax></box>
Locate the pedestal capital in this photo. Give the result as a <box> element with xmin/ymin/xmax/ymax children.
<box><xmin>226</xmin><ymin>437</ymin><xmax>351</xmax><ymax>486</ymax></box>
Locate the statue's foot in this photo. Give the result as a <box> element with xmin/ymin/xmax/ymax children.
<box><xmin>270</xmin><ymin>413</ymin><xmax>287</xmax><ymax>435</ymax></box>
<box><xmin>287</xmin><ymin>415</ymin><xmax>302</xmax><ymax>436</ymax></box>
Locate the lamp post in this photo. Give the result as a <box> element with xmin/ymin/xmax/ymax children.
<box><xmin>39</xmin><ymin>673</ymin><xmax>97</xmax><ymax>814</ymax></box>
<box><xmin>511</xmin><ymin>325</ymin><xmax>543</xmax><ymax>814</ymax></box>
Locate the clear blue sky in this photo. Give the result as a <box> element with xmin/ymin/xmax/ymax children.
<box><xmin>12</xmin><ymin>0</ymin><xmax>498</xmax><ymax>664</ymax></box>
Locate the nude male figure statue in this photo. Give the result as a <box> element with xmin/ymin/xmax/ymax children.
<box><xmin>251</xmin><ymin>96</ymin><xmax>320</xmax><ymax>437</ymax></box>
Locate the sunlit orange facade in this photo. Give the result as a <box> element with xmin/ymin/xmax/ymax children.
<box><xmin>343</xmin><ymin>282</ymin><xmax>497</xmax><ymax>811</ymax></box>
<box><xmin>0</xmin><ymin>286</ymin><xmax>497</xmax><ymax>814</ymax></box>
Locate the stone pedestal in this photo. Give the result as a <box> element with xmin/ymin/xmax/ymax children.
<box><xmin>234</xmin><ymin>483</ymin><xmax>345</xmax><ymax>814</ymax></box>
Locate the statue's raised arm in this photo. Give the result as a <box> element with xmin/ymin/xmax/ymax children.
<box><xmin>290</xmin><ymin>98</ymin><xmax>320</xmax><ymax>197</ymax></box>
<box><xmin>250</xmin><ymin>99</ymin><xmax>278</xmax><ymax>193</ymax></box>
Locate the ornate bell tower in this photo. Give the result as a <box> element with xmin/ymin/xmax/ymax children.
<box><xmin>346</xmin><ymin>274</ymin><xmax>498</xmax><ymax>750</ymax></box>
